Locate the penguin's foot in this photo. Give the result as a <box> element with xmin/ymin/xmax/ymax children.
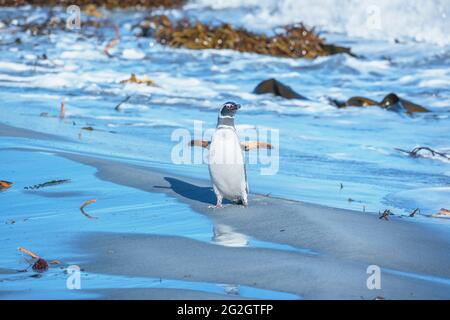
<box><xmin>241</xmin><ymin>195</ymin><xmax>249</xmax><ymax>208</ymax></box>
<box><xmin>208</xmin><ymin>204</ymin><xmax>223</xmax><ymax>209</ymax></box>
<box><xmin>209</xmin><ymin>194</ymin><xmax>223</xmax><ymax>209</ymax></box>
<box><xmin>233</xmin><ymin>199</ymin><xmax>248</xmax><ymax>207</ymax></box>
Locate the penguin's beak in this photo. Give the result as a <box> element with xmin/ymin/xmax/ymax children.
<box><xmin>233</xmin><ymin>104</ymin><xmax>241</xmax><ymax>111</ymax></box>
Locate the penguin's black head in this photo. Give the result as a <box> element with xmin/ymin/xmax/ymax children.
<box><xmin>219</xmin><ymin>101</ymin><xmax>241</xmax><ymax>118</ymax></box>
<box><xmin>380</xmin><ymin>93</ymin><xmax>400</xmax><ymax>108</ymax></box>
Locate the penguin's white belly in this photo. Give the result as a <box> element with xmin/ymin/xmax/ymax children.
<box><xmin>208</xmin><ymin>128</ymin><xmax>247</xmax><ymax>200</ymax></box>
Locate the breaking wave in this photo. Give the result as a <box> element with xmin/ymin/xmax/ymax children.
<box><xmin>188</xmin><ymin>0</ymin><xmax>450</xmax><ymax>45</ymax></box>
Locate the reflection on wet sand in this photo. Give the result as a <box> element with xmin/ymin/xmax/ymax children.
<box><xmin>212</xmin><ymin>224</ymin><xmax>249</xmax><ymax>247</ymax></box>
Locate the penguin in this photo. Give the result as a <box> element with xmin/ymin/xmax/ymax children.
<box><xmin>208</xmin><ymin>102</ymin><xmax>248</xmax><ymax>208</ymax></box>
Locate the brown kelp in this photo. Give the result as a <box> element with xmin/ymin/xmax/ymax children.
<box><xmin>0</xmin><ymin>180</ymin><xmax>13</xmax><ymax>190</ymax></box>
<box><xmin>0</xmin><ymin>0</ymin><xmax>185</xmax><ymax>9</ymax></box>
<box><xmin>24</xmin><ymin>179</ymin><xmax>70</xmax><ymax>190</ymax></box>
<box><xmin>138</xmin><ymin>15</ymin><xmax>353</xmax><ymax>59</ymax></box>
<box><xmin>120</xmin><ymin>73</ymin><xmax>155</xmax><ymax>86</ymax></box>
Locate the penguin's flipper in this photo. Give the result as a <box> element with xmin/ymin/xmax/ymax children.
<box><xmin>189</xmin><ymin>140</ymin><xmax>211</xmax><ymax>149</ymax></box>
<box><xmin>241</xmin><ymin>141</ymin><xmax>273</xmax><ymax>151</ymax></box>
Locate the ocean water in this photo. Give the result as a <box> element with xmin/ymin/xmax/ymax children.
<box><xmin>1</xmin><ymin>3</ymin><xmax>449</xmax><ymax>216</ymax></box>
<box><xmin>189</xmin><ymin>0</ymin><xmax>450</xmax><ymax>45</ymax></box>
<box><xmin>0</xmin><ymin>1</ymin><xmax>449</xmax><ymax>298</ymax></box>
<box><xmin>0</xmin><ymin>148</ymin><xmax>303</xmax><ymax>298</ymax></box>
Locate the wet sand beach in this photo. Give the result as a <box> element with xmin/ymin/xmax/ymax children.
<box><xmin>1</xmin><ymin>123</ymin><xmax>449</xmax><ymax>299</ymax></box>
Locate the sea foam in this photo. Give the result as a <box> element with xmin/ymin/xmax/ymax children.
<box><xmin>189</xmin><ymin>0</ymin><xmax>450</xmax><ymax>45</ymax></box>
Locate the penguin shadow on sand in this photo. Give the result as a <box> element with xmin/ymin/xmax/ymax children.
<box><xmin>153</xmin><ymin>177</ymin><xmax>215</xmax><ymax>205</ymax></box>
<box><xmin>157</xmin><ymin>178</ymin><xmax>250</xmax><ymax>245</ymax></box>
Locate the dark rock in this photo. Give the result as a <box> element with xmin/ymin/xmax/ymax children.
<box><xmin>346</xmin><ymin>96</ymin><xmax>378</xmax><ymax>107</ymax></box>
<box><xmin>330</xmin><ymin>93</ymin><xmax>430</xmax><ymax>113</ymax></box>
<box><xmin>329</xmin><ymin>96</ymin><xmax>378</xmax><ymax>108</ymax></box>
<box><xmin>380</xmin><ymin>93</ymin><xmax>429</xmax><ymax>113</ymax></box>
<box><xmin>253</xmin><ymin>79</ymin><xmax>307</xmax><ymax>100</ymax></box>
<box><xmin>327</xmin><ymin>98</ymin><xmax>346</xmax><ymax>108</ymax></box>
